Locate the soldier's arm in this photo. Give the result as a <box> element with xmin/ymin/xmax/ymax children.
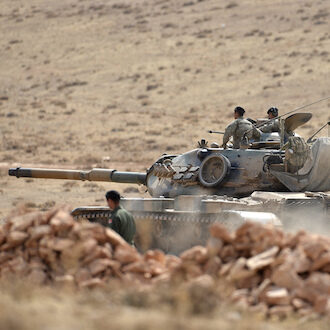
<box><xmin>262</xmin><ymin>120</ymin><xmax>279</xmax><ymax>133</ymax></box>
<box><xmin>260</xmin><ymin>120</ymin><xmax>276</xmax><ymax>133</ymax></box>
<box><xmin>222</xmin><ymin>122</ymin><xmax>236</xmax><ymax>147</ymax></box>
<box><xmin>260</xmin><ymin>124</ymin><xmax>272</xmax><ymax>133</ymax></box>
<box><xmin>252</xmin><ymin>126</ymin><xmax>262</xmax><ymax>140</ymax></box>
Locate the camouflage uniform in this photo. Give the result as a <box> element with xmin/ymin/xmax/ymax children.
<box><xmin>108</xmin><ymin>206</ymin><xmax>136</xmax><ymax>245</ymax></box>
<box><xmin>260</xmin><ymin>118</ymin><xmax>280</xmax><ymax>133</ymax></box>
<box><xmin>261</xmin><ymin>119</ymin><xmax>294</xmax><ymax>141</ymax></box>
<box><xmin>222</xmin><ymin>117</ymin><xmax>261</xmax><ymax>149</ymax></box>
<box><xmin>282</xmin><ymin>136</ymin><xmax>310</xmax><ymax>173</ymax></box>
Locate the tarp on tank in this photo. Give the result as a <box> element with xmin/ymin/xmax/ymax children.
<box><xmin>270</xmin><ymin>137</ymin><xmax>330</xmax><ymax>192</ymax></box>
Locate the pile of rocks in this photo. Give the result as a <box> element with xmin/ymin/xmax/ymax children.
<box><xmin>1</xmin><ymin>207</ymin><xmax>329</xmax><ymax>317</ymax></box>
<box><xmin>0</xmin><ymin>208</ymin><xmax>178</xmax><ymax>287</ymax></box>
<box><xmin>174</xmin><ymin>222</ymin><xmax>330</xmax><ymax>317</ymax></box>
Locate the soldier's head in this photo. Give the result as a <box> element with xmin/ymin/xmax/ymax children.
<box><xmin>234</xmin><ymin>106</ymin><xmax>245</xmax><ymax>119</ymax></box>
<box><xmin>105</xmin><ymin>190</ymin><xmax>121</xmax><ymax>210</ymax></box>
<box><xmin>267</xmin><ymin>107</ymin><xmax>278</xmax><ymax>119</ymax></box>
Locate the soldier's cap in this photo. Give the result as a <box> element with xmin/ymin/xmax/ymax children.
<box><xmin>267</xmin><ymin>107</ymin><xmax>279</xmax><ymax>116</ymax></box>
<box><xmin>105</xmin><ymin>190</ymin><xmax>121</xmax><ymax>202</ymax></box>
<box><xmin>234</xmin><ymin>106</ymin><xmax>245</xmax><ymax>116</ymax></box>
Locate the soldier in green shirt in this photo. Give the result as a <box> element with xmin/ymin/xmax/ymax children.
<box><xmin>105</xmin><ymin>190</ymin><xmax>136</xmax><ymax>245</ymax></box>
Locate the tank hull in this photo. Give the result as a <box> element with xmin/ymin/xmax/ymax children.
<box><xmin>71</xmin><ymin>192</ymin><xmax>329</xmax><ymax>253</ymax></box>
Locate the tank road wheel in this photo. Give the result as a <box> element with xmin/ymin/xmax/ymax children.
<box><xmin>198</xmin><ymin>154</ymin><xmax>231</xmax><ymax>187</ymax></box>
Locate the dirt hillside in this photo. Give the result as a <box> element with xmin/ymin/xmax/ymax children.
<box><xmin>0</xmin><ymin>0</ymin><xmax>329</xmax><ymax>215</ymax></box>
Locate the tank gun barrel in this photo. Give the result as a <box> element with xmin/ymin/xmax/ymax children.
<box><xmin>8</xmin><ymin>167</ymin><xmax>146</xmax><ymax>185</ymax></box>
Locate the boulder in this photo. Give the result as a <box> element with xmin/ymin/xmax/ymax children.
<box><xmin>88</xmin><ymin>258</ymin><xmax>114</xmax><ymax>276</ymax></box>
<box><xmin>0</xmin><ymin>252</ymin><xmax>15</xmax><ymax>264</ymax></box>
<box><xmin>291</xmin><ymin>298</ymin><xmax>310</xmax><ymax>310</ymax></box>
<box><xmin>5</xmin><ymin>231</ymin><xmax>29</xmax><ymax>248</ymax></box>
<box><xmin>220</xmin><ymin>244</ymin><xmax>238</xmax><ymax>262</ymax></box>
<box><xmin>46</xmin><ymin>238</ymin><xmax>74</xmax><ymax>252</ymax></box>
<box><xmin>114</xmin><ymin>244</ymin><xmax>141</xmax><ymax>265</ymax></box>
<box><xmin>311</xmin><ymin>252</ymin><xmax>330</xmax><ymax>271</ymax></box>
<box><xmin>11</xmin><ymin>212</ymin><xmax>39</xmax><ymax>231</ymax></box>
<box><xmin>305</xmin><ymin>272</ymin><xmax>330</xmax><ymax>295</ymax></box>
<box><xmin>50</xmin><ymin>210</ymin><xmax>75</xmax><ymax>233</ymax></box>
<box><xmin>203</xmin><ymin>256</ymin><xmax>222</xmax><ymax>275</ymax></box>
<box><xmin>122</xmin><ymin>260</ymin><xmax>149</xmax><ymax>274</ymax></box>
<box><xmin>104</xmin><ymin>228</ymin><xmax>127</xmax><ymax>247</ymax></box>
<box><xmin>144</xmin><ymin>249</ymin><xmax>166</xmax><ymax>265</ymax></box>
<box><xmin>165</xmin><ymin>255</ymin><xmax>181</xmax><ymax>271</ymax></box>
<box><xmin>301</xmin><ymin>237</ymin><xmax>327</xmax><ymax>260</ymax></box>
<box><xmin>227</xmin><ymin>257</ymin><xmax>254</xmax><ymax>281</ymax></box>
<box><xmin>209</xmin><ymin>223</ymin><xmax>233</xmax><ymax>243</ymax></box>
<box><xmin>147</xmin><ymin>259</ymin><xmax>167</xmax><ymax>277</ymax></box>
<box><xmin>28</xmin><ymin>225</ymin><xmax>52</xmax><ymax>241</ymax></box>
<box><xmin>180</xmin><ymin>246</ymin><xmax>208</xmax><ymax>264</ymax></box>
<box><xmin>264</xmin><ymin>287</ymin><xmax>291</xmax><ymax>305</ymax></box>
<box><xmin>206</xmin><ymin>237</ymin><xmax>223</xmax><ymax>257</ymax></box>
<box><xmin>271</xmin><ymin>262</ymin><xmax>303</xmax><ymax>290</ymax></box>
<box><xmin>313</xmin><ymin>296</ymin><xmax>330</xmax><ymax>314</ymax></box>
<box><xmin>246</xmin><ymin>246</ymin><xmax>279</xmax><ymax>270</ymax></box>
<box><xmin>292</xmin><ymin>247</ymin><xmax>311</xmax><ymax>273</ymax></box>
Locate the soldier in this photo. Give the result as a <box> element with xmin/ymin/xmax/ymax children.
<box><xmin>105</xmin><ymin>190</ymin><xmax>136</xmax><ymax>245</ymax></box>
<box><xmin>260</xmin><ymin>107</ymin><xmax>280</xmax><ymax>133</ymax></box>
<box><xmin>222</xmin><ymin>106</ymin><xmax>261</xmax><ymax>149</ymax></box>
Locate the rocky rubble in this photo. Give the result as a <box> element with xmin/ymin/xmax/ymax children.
<box><xmin>1</xmin><ymin>208</ymin><xmax>330</xmax><ymax>318</ymax></box>
<box><xmin>174</xmin><ymin>221</ymin><xmax>330</xmax><ymax>317</ymax></box>
<box><xmin>0</xmin><ymin>208</ymin><xmax>178</xmax><ymax>288</ymax></box>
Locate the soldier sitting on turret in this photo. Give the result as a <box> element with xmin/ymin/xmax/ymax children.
<box><xmin>260</xmin><ymin>107</ymin><xmax>294</xmax><ymax>140</ymax></box>
<box><xmin>222</xmin><ymin>106</ymin><xmax>261</xmax><ymax>149</ymax></box>
<box><xmin>260</xmin><ymin>107</ymin><xmax>280</xmax><ymax>133</ymax></box>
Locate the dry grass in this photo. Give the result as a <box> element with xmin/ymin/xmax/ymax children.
<box><xmin>0</xmin><ymin>279</ymin><xmax>329</xmax><ymax>330</ymax></box>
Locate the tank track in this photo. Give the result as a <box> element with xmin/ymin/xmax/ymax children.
<box><xmin>71</xmin><ymin>208</ymin><xmax>243</xmax><ymax>253</ymax></box>
<box><xmin>71</xmin><ymin>208</ymin><xmax>244</xmax><ymax>229</ymax></box>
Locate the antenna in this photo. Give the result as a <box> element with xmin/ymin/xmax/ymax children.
<box><xmin>243</xmin><ymin>95</ymin><xmax>330</xmax><ymax>139</ymax></box>
<box><xmin>256</xmin><ymin>95</ymin><xmax>330</xmax><ymax>130</ymax></box>
<box><xmin>307</xmin><ymin>121</ymin><xmax>330</xmax><ymax>143</ymax></box>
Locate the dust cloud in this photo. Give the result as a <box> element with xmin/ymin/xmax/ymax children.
<box><xmin>280</xmin><ymin>207</ymin><xmax>330</xmax><ymax>236</ymax></box>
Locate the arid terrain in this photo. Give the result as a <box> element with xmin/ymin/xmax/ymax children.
<box><xmin>1</xmin><ymin>0</ymin><xmax>330</xmax><ymax>216</ymax></box>
<box><xmin>0</xmin><ymin>0</ymin><xmax>329</xmax><ymax>328</ymax></box>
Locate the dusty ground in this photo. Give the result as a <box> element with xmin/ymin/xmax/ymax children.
<box><xmin>0</xmin><ymin>0</ymin><xmax>329</xmax><ymax>328</ymax></box>
<box><xmin>0</xmin><ymin>279</ymin><xmax>329</xmax><ymax>330</ymax></box>
<box><xmin>1</xmin><ymin>0</ymin><xmax>330</xmax><ymax>217</ymax></box>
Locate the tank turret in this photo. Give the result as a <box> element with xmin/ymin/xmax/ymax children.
<box><xmin>8</xmin><ymin>133</ymin><xmax>330</xmax><ymax>198</ymax></box>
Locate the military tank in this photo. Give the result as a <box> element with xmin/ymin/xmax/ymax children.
<box><xmin>8</xmin><ymin>113</ymin><xmax>330</xmax><ymax>253</ymax></box>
